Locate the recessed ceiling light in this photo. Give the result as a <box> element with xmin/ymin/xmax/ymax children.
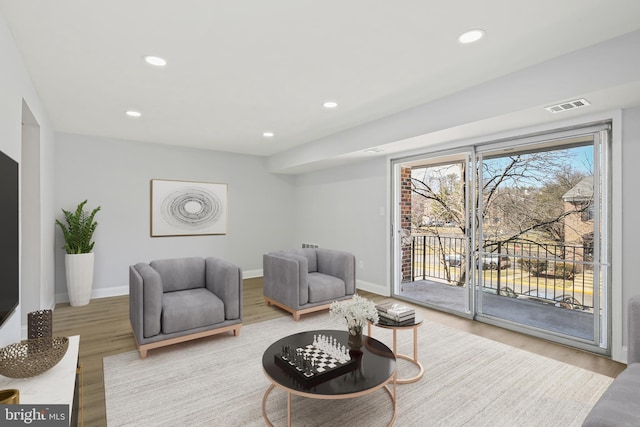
<box><xmin>126</xmin><ymin>110</ymin><xmax>142</xmax><ymax>118</ymax></box>
<box><xmin>263</xmin><ymin>131</ymin><xmax>274</xmax><ymax>138</ymax></box>
<box><xmin>322</xmin><ymin>101</ymin><xmax>338</xmax><ymax>109</ymax></box>
<box><xmin>458</xmin><ymin>29</ymin><xmax>485</xmax><ymax>44</ymax></box>
<box><xmin>364</xmin><ymin>148</ymin><xmax>383</xmax><ymax>153</ymax></box>
<box><xmin>144</xmin><ymin>55</ymin><xmax>167</xmax><ymax>67</ymax></box>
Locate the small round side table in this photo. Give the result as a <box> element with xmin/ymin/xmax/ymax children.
<box><xmin>368</xmin><ymin>315</ymin><xmax>424</xmax><ymax>384</ymax></box>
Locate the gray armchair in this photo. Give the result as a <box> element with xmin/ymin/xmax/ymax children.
<box><xmin>129</xmin><ymin>256</ymin><xmax>242</xmax><ymax>358</ymax></box>
<box><xmin>263</xmin><ymin>248</ymin><xmax>355</xmax><ymax>320</ymax></box>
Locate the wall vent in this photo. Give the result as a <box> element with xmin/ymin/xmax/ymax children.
<box><xmin>301</xmin><ymin>243</ymin><xmax>319</xmax><ymax>248</ymax></box>
<box><xmin>544</xmin><ymin>98</ymin><xmax>590</xmax><ymax>114</ymax></box>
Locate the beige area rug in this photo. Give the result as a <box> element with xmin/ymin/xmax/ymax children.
<box><xmin>104</xmin><ymin>313</ymin><xmax>611</xmax><ymax>426</ymax></box>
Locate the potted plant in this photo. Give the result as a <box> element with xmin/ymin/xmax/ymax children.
<box><xmin>55</xmin><ymin>200</ymin><xmax>101</xmax><ymax>306</ymax></box>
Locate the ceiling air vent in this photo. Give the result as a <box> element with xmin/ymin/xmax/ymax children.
<box><xmin>364</xmin><ymin>147</ymin><xmax>383</xmax><ymax>153</ymax></box>
<box><xmin>545</xmin><ymin>98</ymin><xmax>591</xmax><ymax>114</ymax></box>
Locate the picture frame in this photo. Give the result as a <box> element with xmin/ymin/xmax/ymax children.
<box><xmin>150</xmin><ymin>179</ymin><xmax>227</xmax><ymax>237</ymax></box>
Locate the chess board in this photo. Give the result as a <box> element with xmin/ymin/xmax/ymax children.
<box><xmin>275</xmin><ymin>344</ymin><xmax>358</xmax><ymax>387</ymax></box>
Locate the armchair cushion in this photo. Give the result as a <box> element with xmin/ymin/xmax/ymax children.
<box><xmin>150</xmin><ymin>257</ymin><xmax>205</xmax><ymax>292</ymax></box>
<box><xmin>162</xmin><ymin>288</ymin><xmax>225</xmax><ymax>334</ymax></box>
<box><xmin>317</xmin><ymin>248</ymin><xmax>356</xmax><ymax>295</ymax></box>
<box><xmin>308</xmin><ymin>272</ymin><xmax>346</xmax><ymax>303</ymax></box>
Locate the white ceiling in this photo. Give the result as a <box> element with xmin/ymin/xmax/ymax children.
<box><xmin>2</xmin><ymin>1</ymin><xmax>640</xmax><ymax>169</ymax></box>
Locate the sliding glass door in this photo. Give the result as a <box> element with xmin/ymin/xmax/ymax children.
<box><xmin>474</xmin><ymin>126</ymin><xmax>610</xmax><ymax>352</ymax></box>
<box><xmin>392</xmin><ymin>152</ymin><xmax>473</xmax><ymax>317</ymax></box>
<box><xmin>392</xmin><ymin>124</ymin><xmax>611</xmax><ymax>354</ymax></box>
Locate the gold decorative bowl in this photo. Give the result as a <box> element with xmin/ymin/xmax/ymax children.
<box><xmin>0</xmin><ymin>389</ymin><xmax>19</xmax><ymax>404</ymax></box>
<box><xmin>0</xmin><ymin>337</ymin><xmax>69</xmax><ymax>378</ymax></box>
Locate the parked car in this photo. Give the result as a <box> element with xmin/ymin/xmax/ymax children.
<box><xmin>445</xmin><ymin>253</ymin><xmax>511</xmax><ymax>270</ymax></box>
<box><xmin>446</xmin><ymin>253</ymin><xmax>511</xmax><ymax>269</ymax></box>
<box><xmin>444</xmin><ymin>254</ymin><xmax>462</xmax><ymax>267</ymax></box>
<box><xmin>480</xmin><ymin>254</ymin><xmax>511</xmax><ymax>270</ymax></box>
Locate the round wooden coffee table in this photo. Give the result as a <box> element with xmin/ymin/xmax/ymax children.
<box><xmin>368</xmin><ymin>315</ymin><xmax>424</xmax><ymax>384</ymax></box>
<box><xmin>262</xmin><ymin>329</ymin><xmax>397</xmax><ymax>426</ymax></box>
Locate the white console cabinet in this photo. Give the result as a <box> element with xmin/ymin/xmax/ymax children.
<box><xmin>0</xmin><ymin>335</ymin><xmax>80</xmax><ymax>426</ymax></box>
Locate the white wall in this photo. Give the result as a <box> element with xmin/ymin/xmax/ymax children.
<box><xmin>53</xmin><ymin>133</ymin><xmax>297</xmax><ymax>300</ymax></box>
<box><xmin>0</xmin><ymin>15</ymin><xmax>56</xmax><ymax>346</ymax></box>
<box><xmin>620</xmin><ymin>107</ymin><xmax>640</xmax><ymax>356</ymax></box>
<box><xmin>294</xmin><ymin>157</ymin><xmax>389</xmax><ymax>295</ymax></box>
<box><xmin>20</xmin><ymin>122</ymin><xmax>41</xmax><ymax>325</ymax></box>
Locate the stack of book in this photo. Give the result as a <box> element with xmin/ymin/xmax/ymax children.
<box><xmin>375</xmin><ymin>302</ymin><xmax>415</xmax><ymax>325</ymax></box>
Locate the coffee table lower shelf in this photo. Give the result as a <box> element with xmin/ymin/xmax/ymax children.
<box><xmin>261</xmin><ymin>376</ymin><xmax>397</xmax><ymax>427</ymax></box>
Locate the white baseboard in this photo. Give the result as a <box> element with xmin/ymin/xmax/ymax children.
<box><xmin>55</xmin><ymin>285</ymin><xmax>129</xmax><ymax>304</ymax></box>
<box><xmin>356</xmin><ymin>280</ymin><xmax>389</xmax><ymax>297</ymax></box>
<box><xmin>53</xmin><ymin>273</ymin><xmax>384</xmax><ymax>304</ymax></box>
<box><xmin>53</xmin><ymin>271</ymin><xmax>264</xmax><ymax>304</ymax></box>
<box><xmin>615</xmin><ymin>345</ymin><xmax>628</xmax><ymax>364</ymax></box>
<box><xmin>243</xmin><ymin>269</ymin><xmax>263</xmax><ymax>279</ymax></box>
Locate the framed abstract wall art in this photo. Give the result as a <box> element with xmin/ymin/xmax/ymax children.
<box><xmin>151</xmin><ymin>179</ymin><xmax>228</xmax><ymax>236</ymax></box>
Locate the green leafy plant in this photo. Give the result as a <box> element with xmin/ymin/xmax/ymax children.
<box><xmin>55</xmin><ymin>200</ymin><xmax>101</xmax><ymax>254</ymax></box>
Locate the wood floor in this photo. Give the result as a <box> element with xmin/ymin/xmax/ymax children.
<box><xmin>52</xmin><ymin>277</ymin><xmax>625</xmax><ymax>427</ymax></box>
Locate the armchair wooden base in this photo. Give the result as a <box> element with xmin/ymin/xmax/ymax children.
<box><xmin>264</xmin><ymin>297</ymin><xmax>332</xmax><ymax>321</ymax></box>
<box><xmin>133</xmin><ymin>323</ymin><xmax>242</xmax><ymax>359</ymax></box>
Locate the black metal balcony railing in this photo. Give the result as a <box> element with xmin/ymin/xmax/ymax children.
<box><xmin>409</xmin><ymin>235</ymin><xmax>594</xmax><ymax>310</ymax></box>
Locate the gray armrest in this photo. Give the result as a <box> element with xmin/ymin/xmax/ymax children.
<box><xmin>316</xmin><ymin>248</ymin><xmax>356</xmax><ymax>295</ymax></box>
<box><xmin>205</xmin><ymin>257</ymin><xmax>242</xmax><ymax>320</ymax></box>
<box><xmin>129</xmin><ymin>266</ymin><xmax>144</xmax><ymax>344</ymax></box>
<box><xmin>629</xmin><ymin>295</ymin><xmax>640</xmax><ymax>364</ymax></box>
<box><xmin>131</xmin><ymin>263</ymin><xmax>163</xmax><ymax>339</ymax></box>
<box><xmin>263</xmin><ymin>253</ymin><xmax>309</xmax><ymax>308</ymax></box>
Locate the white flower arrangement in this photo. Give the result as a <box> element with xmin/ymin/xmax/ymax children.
<box><xmin>330</xmin><ymin>294</ymin><xmax>379</xmax><ymax>335</ymax></box>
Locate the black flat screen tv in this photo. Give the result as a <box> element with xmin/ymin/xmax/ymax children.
<box><xmin>0</xmin><ymin>149</ymin><xmax>19</xmax><ymax>328</ymax></box>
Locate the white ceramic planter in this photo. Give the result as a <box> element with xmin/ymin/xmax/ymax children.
<box><xmin>65</xmin><ymin>253</ymin><xmax>94</xmax><ymax>306</ymax></box>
